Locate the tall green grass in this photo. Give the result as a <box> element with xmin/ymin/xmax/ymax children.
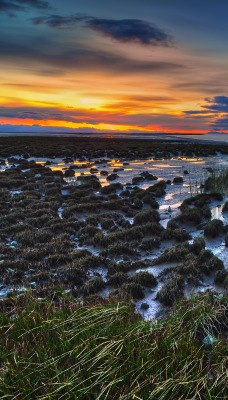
<box><xmin>0</xmin><ymin>292</ymin><xmax>227</xmax><ymax>399</ymax></box>
<box><xmin>206</xmin><ymin>167</ymin><xmax>228</xmax><ymax>194</ymax></box>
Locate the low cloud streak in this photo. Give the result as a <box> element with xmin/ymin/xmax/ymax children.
<box><xmin>0</xmin><ymin>40</ymin><xmax>184</xmax><ymax>75</ymax></box>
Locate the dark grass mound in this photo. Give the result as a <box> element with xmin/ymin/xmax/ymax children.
<box><xmin>0</xmin><ymin>292</ymin><xmax>227</xmax><ymax>399</ymax></box>
<box><xmin>173</xmin><ymin>193</ymin><xmax>224</xmax><ymax>227</ymax></box>
<box><xmin>204</xmin><ymin>219</ymin><xmax>224</xmax><ymax>238</ymax></box>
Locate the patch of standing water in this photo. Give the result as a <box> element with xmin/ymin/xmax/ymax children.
<box><xmin>135</xmin><ymin>283</ymin><xmax>168</xmax><ymax>320</ymax></box>
<box><xmin>129</xmin><ymin>262</ymin><xmax>178</xmax><ymax>278</ymax></box>
<box><xmin>185</xmin><ymin>277</ymin><xmax>225</xmax><ymax>299</ymax></box>
<box><xmin>159</xmin><ymin>202</ymin><xmax>182</xmax><ymax>227</ymax></box>
<box><xmin>205</xmin><ymin>199</ymin><xmax>228</xmax><ymax>269</ymax></box>
<box><xmin>58</xmin><ymin>208</ymin><xmax>63</xmax><ymax>219</ymax></box>
<box><xmin>31</xmin><ymin>154</ymin><xmax>227</xmax><ymax>199</ymax></box>
<box><xmin>211</xmin><ymin>198</ymin><xmax>228</xmax><ymax>224</ymax></box>
<box><xmin>10</xmin><ymin>190</ymin><xmax>22</xmax><ymax>196</ymax></box>
<box><xmin>125</xmin><ymin>217</ymin><xmax>134</xmax><ymax>225</ymax></box>
<box><xmin>0</xmin><ymin>286</ymin><xmax>10</xmax><ymax>298</ymax></box>
<box><xmin>160</xmin><ymin>218</ymin><xmax>171</xmax><ymax>229</ymax></box>
<box><xmin>211</xmin><ymin>206</ymin><xmax>224</xmax><ymax>221</ymax></box>
<box><xmin>61</xmin><ymin>189</ymin><xmax>70</xmax><ymax>196</ymax></box>
<box><xmin>76</xmin><ymin>244</ymin><xmax>100</xmax><ymax>256</ymax></box>
<box><xmin>0</xmin><ymin>285</ymin><xmax>28</xmax><ymax>298</ymax></box>
<box><xmin>88</xmin><ymin>267</ymin><xmax>108</xmax><ymax>282</ymax></box>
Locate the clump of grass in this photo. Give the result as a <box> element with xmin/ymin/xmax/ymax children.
<box><xmin>157</xmin><ymin>243</ymin><xmax>190</xmax><ymax>264</ymax></box>
<box><xmin>80</xmin><ymin>276</ymin><xmax>105</xmax><ymax>296</ymax></box>
<box><xmin>156</xmin><ymin>274</ymin><xmax>184</xmax><ymax>306</ymax></box>
<box><xmin>177</xmin><ymin>207</ymin><xmax>202</xmax><ymax>225</ymax></box>
<box><xmin>204</xmin><ymin>219</ymin><xmax>224</xmax><ymax>238</ymax></box>
<box><xmin>161</xmin><ymin>228</ymin><xmax>191</xmax><ymax>242</ymax></box>
<box><xmin>102</xmin><ymin>242</ymin><xmax>136</xmax><ymax>257</ymax></box>
<box><xmin>0</xmin><ymin>291</ymin><xmax>227</xmax><ymax>399</ymax></box>
<box><xmin>107</xmin><ymin>272</ymin><xmax>129</xmax><ymax>287</ymax></box>
<box><xmin>121</xmin><ymin>282</ymin><xmax>145</xmax><ymax>299</ymax></box>
<box><xmin>205</xmin><ymin>167</ymin><xmax>228</xmax><ymax>194</ymax></box>
<box><xmin>134</xmin><ymin>208</ymin><xmax>160</xmax><ymax>224</ymax></box>
<box><xmin>214</xmin><ymin>269</ymin><xmax>228</xmax><ymax>287</ymax></box>
<box><xmin>100</xmin><ymin>218</ymin><xmax>114</xmax><ymax>230</ymax></box>
<box><xmin>78</xmin><ymin>225</ymin><xmax>102</xmax><ymax>244</ymax></box>
<box><xmin>146</xmin><ymin>180</ymin><xmax>167</xmax><ymax>197</ymax></box>
<box><xmin>173</xmin><ymin>176</ymin><xmax>183</xmax><ymax>183</ymax></box>
<box><xmin>177</xmin><ymin>193</ymin><xmax>220</xmax><ymax>226</ymax></box>
<box><xmin>208</xmin><ymin>256</ymin><xmax>224</xmax><ymax>273</ymax></box>
<box><xmin>130</xmin><ymin>271</ymin><xmax>157</xmax><ymax>287</ymax></box>
<box><xmin>142</xmin><ymin>193</ymin><xmax>159</xmax><ymax>208</ymax></box>
<box><xmin>140</xmin><ymin>237</ymin><xmax>160</xmax><ymax>250</ymax></box>
<box><xmin>191</xmin><ymin>236</ymin><xmax>206</xmax><ymax>255</ymax></box>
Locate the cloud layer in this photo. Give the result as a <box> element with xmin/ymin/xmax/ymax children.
<box><xmin>0</xmin><ymin>0</ymin><xmax>51</xmax><ymax>15</ymax></box>
<box><xmin>32</xmin><ymin>15</ymin><xmax>174</xmax><ymax>46</ymax></box>
<box><xmin>204</xmin><ymin>96</ymin><xmax>228</xmax><ymax>113</ymax></box>
<box><xmin>185</xmin><ymin>96</ymin><xmax>228</xmax><ymax>132</ymax></box>
<box><xmin>0</xmin><ymin>39</ymin><xmax>183</xmax><ymax>75</ymax></box>
<box><xmin>1</xmin><ymin>2</ymin><xmax>228</xmax><ymax>134</ymax></box>
<box><xmin>0</xmin><ymin>103</ymin><xmax>211</xmax><ymax>133</ymax></box>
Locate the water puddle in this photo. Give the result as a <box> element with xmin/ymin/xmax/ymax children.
<box><xmin>211</xmin><ymin>204</ymin><xmax>226</xmax><ymax>222</ymax></box>
<box><xmin>58</xmin><ymin>208</ymin><xmax>63</xmax><ymax>219</ymax></box>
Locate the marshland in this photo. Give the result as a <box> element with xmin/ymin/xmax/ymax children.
<box><xmin>0</xmin><ymin>136</ymin><xmax>227</xmax><ymax>399</ymax></box>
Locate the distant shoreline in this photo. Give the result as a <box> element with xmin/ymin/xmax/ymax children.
<box><xmin>0</xmin><ymin>132</ymin><xmax>227</xmax><ymax>145</ymax></box>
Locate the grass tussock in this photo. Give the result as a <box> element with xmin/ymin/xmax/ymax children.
<box><xmin>205</xmin><ymin>167</ymin><xmax>228</xmax><ymax>194</ymax></box>
<box><xmin>0</xmin><ymin>292</ymin><xmax>227</xmax><ymax>399</ymax></box>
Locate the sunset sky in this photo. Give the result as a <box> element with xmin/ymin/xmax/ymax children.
<box><xmin>1</xmin><ymin>0</ymin><xmax>228</xmax><ymax>135</ymax></box>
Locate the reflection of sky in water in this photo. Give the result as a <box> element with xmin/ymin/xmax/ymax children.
<box><xmin>29</xmin><ymin>155</ymin><xmax>228</xmax><ymax>268</ymax></box>
<box><xmin>211</xmin><ymin>205</ymin><xmax>225</xmax><ymax>222</ymax></box>
<box><xmin>34</xmin><ymin>154</ymin><xmax>228</xmax><ymax>222</ymax></box>
<box><xmin>135</xmin><ymin>283</ymin><xmax>167</xmax><ymax>320</ymax></box>
<box><xmin>2</xmin><ymin>152</ymin><xmax>228</xmax><ymax>317</ymax></box>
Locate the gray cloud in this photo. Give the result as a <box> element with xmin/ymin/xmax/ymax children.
<box><xmin>32</xmin><ymin>15</ymin><xmax>174</xmax><ymax>46</ymax></box>
<box><xmin>0</xmin><ymin>105</ymin><xmax>111</xmax><ymax>125</ymax></box>
<box><xmin>184</xmin><ymin>96</ymin><xmax>228</xmax><ymax>132</ymax></box>
<box><xmin>184</xmin><ymin>110</ymin><xmax>213</xmax><ymax>115</ymax></box>
<box><xmin>0</xmin><ymin>1</ymin><xmax>21</xmax><ymax>14</ymax></box>
<box><xmin>204</xmin><ymin>96</ymin><xmax>228</xmax><ymax>112</ymax></box>
<box><xmin>0</xmin><ymin>106</ymin><xmax>89</xmax><ymax>123</ymax></box>
<box><xmin>0</xmin><ymin>124</ymin><xmax>106</xmax><ymax>134</ymax></box>
<box><xmin>171</xmin><ymin>79</ymin><xmax>228</xmax><ymax>95</ymax></box>
<box><xmin>0</xmin><ymin>40</ymin><xmax>184</xmax><ymax>75</ymax></box>
<box><xmin>211</xmin><ymin>117</ymin><xmax>228</xmax><ymax>131</ymax></box>
<box><xmin>184</xmin><ymin>96</ymin><xmax>228</xmax><ymax>116</ymax></box>
<box><xmin>0</xmin><ymin>0</ymin><xmax>51</xmax><ymax>15</ymax></box>
<box><xmin>0</xmin><ymin>104</ymin><xmax>206</xmax><ymax>131</ymax></box>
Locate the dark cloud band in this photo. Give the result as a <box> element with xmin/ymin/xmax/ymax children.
<box><xmin>204</xmin><ymin>96</ymin><xmax>228</xmax><ymax>112</ymax></box>
<box><xmin>0</xmin><ymin>0</ymin><xmax>51</xmax><ymax>15</ymax></box>
<box><xmin>184</xmin><ymin>96</ymin><xmax>228</xmax><ymax>132</ymax></box>
<box><xmin>32</xmin><ymin>15</ymin><xmax>174</xmax><ymax>46</ymax></box>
